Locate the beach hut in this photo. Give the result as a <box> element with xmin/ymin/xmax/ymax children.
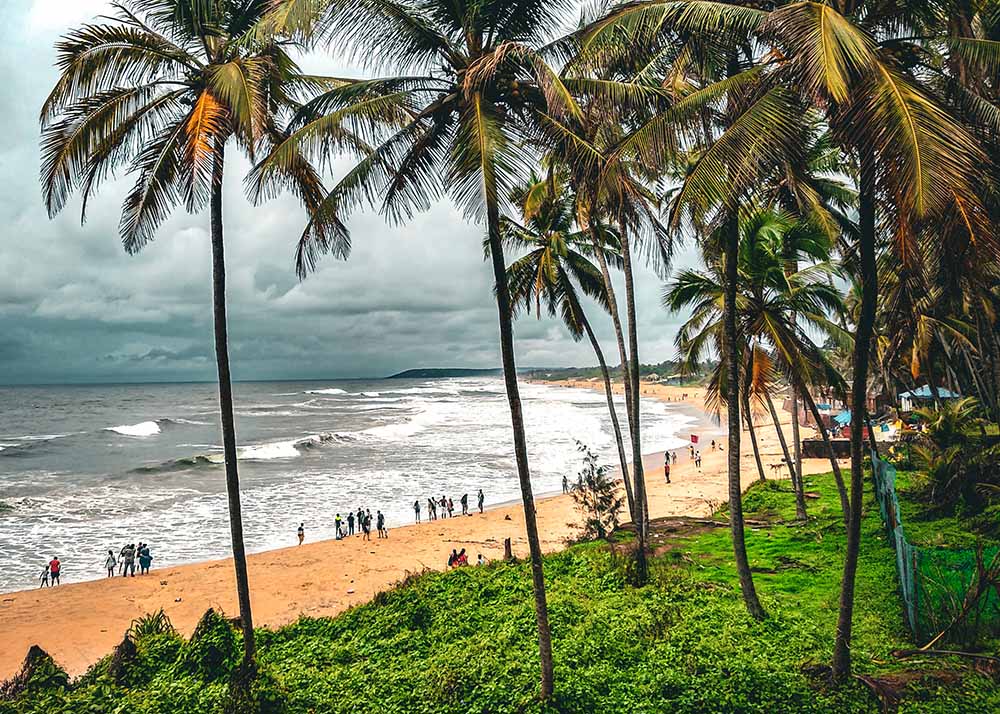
<box><xmin>899</xmin><ymin>385</ymin><xmax>962</xmax><ymax>412</ymax></box>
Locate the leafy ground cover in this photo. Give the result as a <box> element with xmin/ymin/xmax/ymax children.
<box><xmin>894</xmin><ymin>469</ymin><xmax>1000</xmax><ymax>549</ymax></box>
<box><xmin>2</xmin><ymin>474</ymin><xmax>998</xmax><ymax>714</ymax></box>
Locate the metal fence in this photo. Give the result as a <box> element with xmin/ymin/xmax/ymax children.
<box><xmin>870</xmin><ymin>454</ymin><xmax>1000</xmax><ymax>645</ymax></box>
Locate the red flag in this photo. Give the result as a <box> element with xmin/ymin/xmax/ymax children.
<box><xmin>690</xmin><ymin>434</ymin><xmax>699</xmax><ymax>444</ymax></box>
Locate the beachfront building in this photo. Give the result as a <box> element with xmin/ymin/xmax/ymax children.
<box><xmin>899</xmin><ymin>385</ymin><xmax>963</xmax><ymax>412</ymax></box>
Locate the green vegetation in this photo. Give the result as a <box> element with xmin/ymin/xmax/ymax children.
<box><xmin>4</xmin><ymin>474</ymin><xmax>997</xmax><ymax>714</ymax></box>
<box><xmin>894</xmin><ymin>469</ymin><xmax>1000</xmax><ymax>549</ymax></box>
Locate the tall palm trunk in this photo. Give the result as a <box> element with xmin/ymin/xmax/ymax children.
<box><xmin>486</xmin><ymin>193</ymin><xmax>554</xmax><ymax>699</ymax></box>
<box><xmin>743</xmin><ymin>387</ymin><xmax>767</xmax><ymax>483</ymax></box>
<box><xmin>724</xmin><ymin>214</ymin><xmax>765</xmax><ymax>619</ymax></box>
<box><xmin>833</xmin><ymin>154</ymin><xmax>877</xmax><ymax>682</ymax></box>
<box><xmin>765</xmin><ymin>392</ymin><xmax>807</xmax><ymax>519</ymax></box>
<box><xmin>798</xmin><ymin>383</ymin><xmax>850</xmax><ymax>526</ymax></box>
<box><xmin>587</xmin><ymin>225</ymin><xmax>638</xmax><ymax>524</ymax></box>
<box><xmin>790</xmin><ymin>386</ymin><xmax>804</xmax><ymax>499</ymax></box>
<box><xmin>209</xmin><ymin>144</ymin><xmax>255</xmax><ymax>666</ymax></box>
<box><xmin>617</xmin><ymin>223</ymin><xmax>649</xmax><ymax>582</ymax></box>
<box><xmin>581</xmin><ymin>313</ymin><xmax>635</xmax><ymax>516</ymax></box>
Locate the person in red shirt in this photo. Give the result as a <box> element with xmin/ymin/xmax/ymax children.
<box><xmin>48</xmin><ymin>557</ymin><xmax>61</xmax><ymax>586</ymax></box>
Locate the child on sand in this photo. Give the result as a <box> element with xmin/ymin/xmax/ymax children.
<box><xmin>105</xmin><ymin>550</ymin><xmax>116</xmax><ymax>577</ymax></box>
<box><xmin>39</xmin><ymin>565</ymin><xmax>50</xmax><ymax>588</ymax></box>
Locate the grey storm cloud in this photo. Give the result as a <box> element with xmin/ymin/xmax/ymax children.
<box><xmin>0</xmin><ymin>0</ymin><xmax>697</xmax><ymax>385</ymax></box>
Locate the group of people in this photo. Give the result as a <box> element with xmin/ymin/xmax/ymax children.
<box><xmin>296</xmin><ymin>508</ymin><xmax>388</xmax><ymax>547</ymax></box>
<box><xmin>107</xmin><ymin>542</ymin><xmax>153</xmax><ymax>577</ymax></box>
<box><xmin>447</xmin><ymin>548</ymin><xmax>485</xmax><ymax>568</ymax></box>
<box><xmin>415</xmin><ymin>489</ymin><xmax>484</xmax><ymax>522</ymax></box>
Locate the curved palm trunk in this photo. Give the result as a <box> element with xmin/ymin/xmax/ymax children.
<box><xmin>798</xmin><ymin>384</ymin><xmax>850</xmax><ymax>527</ymax></box>
<box><xmin>742</xmin><ymin>350</ymin><xmax>766</xmax><ymax>483</ymax></box>
<box><xmin>617</xmin><ymin>224</ymin><xmax>649</xmax><ymax>583</ymax></box>
<box><xmin>209</xmin><ymin>145</ymin><xmax>255</xmax><ymax>666</ymax></box>
<box><xmin>587</xmin><ymin>225</ymin><xmax>638</xmax><ymax>524</ymax></box>
<box><xmin>765</xmin><ymin>391</ymin><xmax>807</xmax><ymax>519</ymax></box>
<box><xmin>833</xmin><ymin>154</ymin><xmax>877</xmax><ymax>682</ymax></box>
<box><xmin>724</xmin><ymin>215</ymin><xmax>765</xmax><ymax>619</ymax></box>
<box><xmin>486</xmin><ymin>194</ymin><xmax>554</xmax><ymax>699</ymax></box>
<box><xmin>743</xmin><ymin>392</ymin><xmax>767</xmax><ymax>483</ymax></box>
<box><xmin>581</xmin><ymin>314</ymin><xmax>635</xmax><ymax>517</ymax></box>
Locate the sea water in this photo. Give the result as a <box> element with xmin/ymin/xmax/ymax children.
<box><xmin>0</xmin><ymin>378</ymin><xmax>698</xmax><ymax>592</ymax></box>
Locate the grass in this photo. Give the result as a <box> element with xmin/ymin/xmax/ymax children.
<box><xmin>2</xmin><ymin>474</ymin><xmax>998</xmax><ymax>714</ymax></box>
<box><xmin>893</xmin><ymin>469</ymin><xmax>1000</xmax><ymax>549</ymax></box>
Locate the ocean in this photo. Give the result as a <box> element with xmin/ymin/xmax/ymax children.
<box><xmin>0</xmin><ymin>377</ymin><xmax>699</xmax><ymax>593</ymax></box>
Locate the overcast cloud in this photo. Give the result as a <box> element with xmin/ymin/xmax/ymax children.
<box><xmin>0</xmin><ymin>0</ymin><xmax>698</xmax><ymax>385</ymax></box>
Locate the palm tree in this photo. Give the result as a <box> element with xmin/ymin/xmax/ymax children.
<box><xmin>499</xmin><ymin>175</ymin><xmax>637</xmax><ymax>519</ymax></box>
<box><xmin>39</xmin><ymin>0</ymin><xmax>322</xmax><ymax>669</ymax></box>
<box><xmin>664</xmin><ymin>208</ymin><xmax>849</xmax><ymax>517</ymax></box>
<box><xmin>252</xmin><ymin>0</ymin><xmax>598</xmax><ymax>698</ymax></box>
<box><xmin>593</xmin><ymin>0</ymin><xmax>989</xmax><ymax>675</ymax></box>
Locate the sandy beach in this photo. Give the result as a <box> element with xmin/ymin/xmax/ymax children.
<box><xmin>0</xmin><ymin>380</ymin><xmax>833</xmax><ymax>680</ymax></box>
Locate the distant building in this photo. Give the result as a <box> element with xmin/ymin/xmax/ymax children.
<box><xmin>899</xmin><ymin>385</ymin><xmax>962</xmax><ymax>412</ymax></box>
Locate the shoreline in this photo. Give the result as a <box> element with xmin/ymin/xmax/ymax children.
<box><xmin>0</xmin><ymin>379</ymin><xmax>830</xmax><ymax>680</ymax></box>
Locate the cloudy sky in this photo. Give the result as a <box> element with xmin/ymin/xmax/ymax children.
<box><xmin>0</xmin><ymin>0</ymin><xmax>699</xmax><ymax>385</ymax></box>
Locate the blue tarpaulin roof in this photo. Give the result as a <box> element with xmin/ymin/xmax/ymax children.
<box><xmin>834</xmin><ymin>410</ymin><xmax>852</xmax><ymax>426</ymax></box>
<box><xmin>899</xmin><ymin>385</ymin><xmax>962</xmax><ymax>400</ymax></box>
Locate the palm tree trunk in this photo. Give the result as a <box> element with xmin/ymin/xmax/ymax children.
<box><xmin>765</xmin><ymin>392</ymin><xmax>807</xmax><ymax>519</ymax></box>
<box><xmin>742</xmin><ymin>386</ymin><xmax>767</xmax><ymax>483</ymax></box>
<box><xmin>798</xmin><ymin>384</ymin><xmax>850</xmax><ymax>526</ymax></box>
<box><xmin>209</xmin><ymin>144</ymin><xmax>255</xmax><ymax>666</ymax></box>
<box><xmin>617</xmin><ymin>223</ymin><xmax>649</xmax><ymax>583</ymax></box>
<box><xmin>790</xmin><ymin>386</ymin><xmax>804</xmax><ymax>499</ymax></box>
<box><xmin>832</xmin><ymin>153</ymin><xmax>877</xmax><ymax>682</ymax></box>
<box><xmin>588</xmin><ymin>225</ymin><xmax>639</xmax><ymax>525</ymax></box>
<box><xmin>486</xmin><ymin>193</ymin><xmax>554</xmax><ymax>699</ymax></box>
<box><xmin>582</xmin><ymin>314</ymin><xmax>635</xmax><ymax>518</ymax></box>
<box><xmin>724</xmin><ymin>214</ymin><xmax>765</xmax><ymax>620</ymax></box>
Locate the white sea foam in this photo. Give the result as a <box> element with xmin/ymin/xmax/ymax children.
<box><xmin>238</xmin><ymin>440</ymin><xmax>301</xmax><ymax>460</ymax></box>
<box><xmin>107</xmin><ymin>421</ymin><xmax>161</xmax><ymax>437</ymax></box>
<box><xmin>305</xmin><ymin>388</ymin><xmax>348</xmax><ymax>395</ymax></box>
<box><xmin>361</xmin><ymin>392</ymin><xmax>380</xmax><ymax>397</ymax></box>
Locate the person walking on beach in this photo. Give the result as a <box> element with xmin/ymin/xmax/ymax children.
<box><xmin>335</xmin><ymin>513</ymin><xmax>343</xmax><ymax>540</ymax></box>
<box><xmin>347</xmin><ymin>511</ymin><xmax>355</xmax><ymax>535</ymax></box>
<box><xmin>297</xmin><ymin>523</ymin><xmax>305</xmax><ymax>545</ymax></box>
<box><xmin>105</xmin><ymin>550</ymin><xmax>117</xmax><ymax>577</ymax></box>
<box><xmin>672</xmin><ymin>451</ymin><xmax>678</xmax><ymax>465</ymax></box>
<box><xmin>357</xmin><ymin>508</ymin><xmax>365</xmax><ymax>534</ymax></box>
<box><xmin>428</xmin><ymin>497</ymin><xmax>437</xmax><ymax>520</ymax></box>
<box><xmin>48</xmin><ymin>556</ymin><xmax>61</xmax><ymax>586</ymax></box>
<box><xmin>138</xmin><ymin>544</ymin><xmax>152</xmax><ymax>575</ymax></box>
<box><xmin>711</xmin><ymin>439</ymin><xmax>716</xmax><ymax>451</ymax></box>
<box><xmin>460</xmin><ymin>493</ymin><xmax>469</xmax><ymax>516</ymax></box>
<box><xmin>447</xmin><ymin>497</ymin><xmax>455</xmax><ymax>518</ymax></box>
<box><xmin>118</xmin><ymin>544</ymin><xmax>130</xmax><ymax>575</ymax></box>
<box><xmin>414</xmin><ymin>500</ymin><xmax>421</xmax><ymax>523</ymax></box>
<box><xmin>362</xmin><ymin>513</ymin><xmax>371</xmax><ymax>541</ymax></box>
<box><xmin>477</xmin><ymin>489</ymin><xmax>484</xmax><ymax>514</ymax></box>
<box><xmin>664</xmin><ymin>458</ymin><xmax>671</xmax><ymax>484</ymax></box>
<box><xmin>39</xmin><ymin>564</ymin><xmax>50</xmax><ymax>588</ymax></box>
<box><xmin>562</xmin><ymin>475</ymin><xmax>569</xmax><ymax>494</ymax></box>
<box><xmin>377</xmin><ymin>510</ymin><xmax>387</xmax><ymax>538</ymax></box>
